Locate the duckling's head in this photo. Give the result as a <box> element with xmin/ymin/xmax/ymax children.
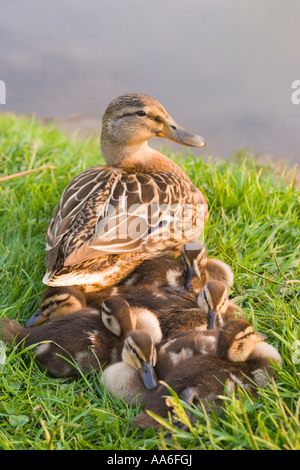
<box><xmin>181</xmin><ymin>241</ymin><xmax>207</xmax><ymax>289</ymax></box>
<box><xmin>25</xmin><ymin>286</ymin><xmax>87</xmax><ymax>327</ymax></box>
<box><xmin>101</xmin><ymin>297</ymin><xmax>137</xmax><ymax>337</ymax></box>
<box><xmin>197</xmin><ymin>281</ymin><xmax>229</xmax><ymax>329</ymax></box>
<box><xmin>216</xmin><ymin>319</ymin><xmax>267</xmax><ymax>362</ymax></box>
<box><xmin>122</xmin><ymin>330</ymin><xmax>158</xmax><ymax>390</ymax></box>
<box><xmin>101</xmin><ymin>93</ymin><xmax>206</xmax><ymax>166</ymax></box>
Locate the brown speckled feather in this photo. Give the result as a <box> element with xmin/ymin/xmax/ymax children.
<box><xmin>44</xmin><ymin>166</ymin><xmax>207</xmax><ymax>288</ymax></box>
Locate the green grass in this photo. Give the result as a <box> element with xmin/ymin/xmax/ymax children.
<box><xmin>0</xmin><ymin>113</ymin><xmax>299</xmax><ymax>450</ymax></box>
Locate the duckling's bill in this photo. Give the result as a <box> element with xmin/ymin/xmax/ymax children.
<box><xmin>25</xmin><ymin>308</ymin><xmax>47</xmax><ymax>327</ymax></box>
<box><xmin>184</xmin><ymin>266</ymin><xmax>195</xmax><ymax>289</ymax></box>
<box><xmin>140</xmin><ymin>361</ymin><xmax>158</xmax><ymax>390</ymax></box>
<box><xmin>207</xmin><ymin>308</ymin><xmax>216</xmax><ymax>330</ymax></box>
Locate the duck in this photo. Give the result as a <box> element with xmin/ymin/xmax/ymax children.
<box><xmin>101</xmin><ymin>329</ymin><xmax>157</xmax><ymax>405</ymax></box>
<box><xmin>0</xmin><ymin>298</ymin><xmax>158</xmax><ymax>387</ymax></box>
<box><xmin>133</xmin><ymin>318</ymin><xmax>282</xmax><ymax>429</ymax></box>
<box><xmin>154</xmin><ymin>329</ymin><xmax>220</xmax><ymax>380</ymax></box>
<box><xmin>119</xmin><ymin>241</ymin><xmax>206</xmax><ymax>292</ymax></box>
<box><xmin>119</xmin><ymin>241</ymin><xmax>234</xmax><ymax>296</ymax></box>
<box><xmin>154</xmin><ymin>282</ymin><xmax>243</xmax><ymax>380</ymax></box>
<box><xmin>196</xmin><ymin>280</ymin><xmax>241</xmax><ymax>329</ymax></box>
<box><xmin>182</xmin><ymin>243</ymin><xmax>234</xmax><ymax>294</ymax></box>
<box><xmin>24</xmin><ymin>286</ymin><xmax>90</xmax><ymax>327</ymax></box>
<box><xmin>43</xmin><ymin>93</ymin><xmax>207</xmax><ymax>291</ymax></box>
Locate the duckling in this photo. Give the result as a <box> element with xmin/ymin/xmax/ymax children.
<box><xmin>101</xmin><ymin>329</ymin><xmax>157</xmax><ymax>405</ymax></box>
<box><xmin>120</xmin><ymin>241</ymin><xmax>234</xmax><ymax>296</ymax></box>
<box><xmin>133</xmin><ymin>319</ymin><xmax>282</xmax><ymax>429</ymax></box>
<box><xmin>154</xmin><ymin>283</ymin><xmax>243</xmax><ymax>380</ymax></box>
<box><xmin>120</xmin><ymin>241</ymin><xmax>205</xmax><ymax>293</ymax></box>
<box><xmin>154</xmin><ymin>329</ymin><xmax>219</xmax><ymax>380</ymax></box>
<box><xmin>0</xmin><ymin>297</ymin><xmax>153</xmax><ymax>379</ymax></box>
<box><xmin>196</xmin><ymin>280</ymin><xmax>241</xmax><ymax>329</ymax></box>
<box><xmin>24</xmin><ymin>286</ymin><xmax>89</xmax><ymax>327</ymax></box>
<box><xmin>43</xmin><ymin>93</ymin><xmax>207</xmax><ymax>291</ymax></box>
<box><xmin>181</xmin><ymin>242</ymin><xmax>234</xmax><ymax>294</ymax></box>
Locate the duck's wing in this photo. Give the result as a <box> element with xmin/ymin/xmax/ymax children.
<box><xmin>44</xmin><ymin>167</ymin><xmax>207</xmax><ymax>281</ymax></box>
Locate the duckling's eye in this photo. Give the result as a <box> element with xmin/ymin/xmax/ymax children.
<box><xmin>48</xmin><ymin>300</ymin><xmax>56</xmax><ymax>307</ymax></box>
<box><xmin>136</xmin><ymin>110</ymin><xmax>146</xmax><ymax>117</ymax></box>
<box><xmin>131</xmin><ymin>347</ymin><xmax>137</xmax><ymax>354</ymax></box>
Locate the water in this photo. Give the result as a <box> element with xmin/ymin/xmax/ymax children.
<box><xmin>0</xmin><ymin>0</ymin><xmax>299</xmax><ymax>164</ymax></box>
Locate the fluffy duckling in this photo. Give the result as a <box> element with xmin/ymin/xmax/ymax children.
<box><xmin>133</xmin><ymin>319</ymin><xmax>282</xmax><ymax>429</ymax></box>
<box><xmin>120</xmin><ymin>241</ymin><xmax>205</xmax><ymax>292</ymax></box>
<box><xmin>152</xmin><ymin>280</ymin><xmax>240</xmax><ymax>338</ymax></box>
<box><xmin>43</xmin><ymin>93</ymin><xmax>207</xmax><ymax>291</ymax></box>
<box><xmin>154</xmin><ymin>329</ymin><xmax>219</xmax><ymax>380</ymax></box>
<box><xmin>196</xmin><ymin>280</ymin><xmax>240</xmax><ymax>329</ymax></box>
<box><xmin>24</xmin><ymin>286</ymin><xmax>89</xmax><ymax>327</ymax></box>
<box><xmin>101</xmin><ymin>330</ymin><xmax>157</xmax><ymax>405</ymax></box>
<box><xmin>182</xmin><ymin>243</ymin><xmax>234</xmax><ymax>294</ymax></box>
<box><xmin>154</xmin><ymin>284</ymin><xmax>243</xmax><ymax>380</ymax></box>
<box><xmin>120</xmin><ymin>241</ymin><xmax>234</xmax><ymax>296</ymax></box>
<box><xmin>1</xmin><ymin>298</ymin><xmax>159</xmax><ymax>380</ymax></box>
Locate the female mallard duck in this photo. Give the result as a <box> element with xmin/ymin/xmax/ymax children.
<box><xmin>133</xmin><ymin>319</ymin><xmax>282</xmax><ymax>429</ymax></box>
<box><xmin>43</xmin><ymin>94</ymin><xmax>207</xmax><ymax>291</ymax></box>
<box><xmin>1</xmin><ymin>298</ymin><xmax>158</xmax><ymax>386</ymax></box>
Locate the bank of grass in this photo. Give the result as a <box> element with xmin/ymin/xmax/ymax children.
<box><xmin>0</xmin><ymin>113</ymin><xmax>299</xmax><ymax>450</ymax></box>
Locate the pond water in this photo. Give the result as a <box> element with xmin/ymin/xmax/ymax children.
<box><xmin>0</xmin><ymin>0</ymin><xmax>299</xmax><ymax>164</ymax></box>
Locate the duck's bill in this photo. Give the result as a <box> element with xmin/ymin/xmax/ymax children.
<box><xmin>140</xmin><ymin>362</ymin><xmax>158</xmax><ymax>390</ymax></box>
<box><xmin>207</xmin><ymin>309</ymin><xmax>216</xmax><ymax>330</ymax></box>
<box><xmin>184</xmin><ymin>266</ymin><xmax>194</xmax><ymax>289</ymax></box>
<box><xmin>159</xmin><ymin>121</ymin><xmax>206</xmax><ymax>147</ymax></box>
<box><xmin>24</xmin><ymin>308</ymin><xmax>47</xmax><ymax>327</ymax></box>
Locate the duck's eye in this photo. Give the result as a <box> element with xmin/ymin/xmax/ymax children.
<box><xmin>48</xmin><ymin>300</ymin><xmax>56</xmax><ymax>307</ymax></box>
<box><xmin>136</xmin><ymin>110</ymin><xmax>146</xmax><ymax>117</ymax></box>
<box><xmin>131</xmin><ymin>347</ymin><xmax>137</xmax><ymax>354</ymax></box>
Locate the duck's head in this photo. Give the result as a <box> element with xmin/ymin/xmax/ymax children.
<box><xmin>181</xmin><ymin>241</ymin><xmax>207</xmax><ymax>290</ymax></box>
<box><xmin>197</xmin><ymin>281</ymin><xmax>229</xmax><ymax>329</ymax></box>
<box><xmin>101</xmin><ymin>93</ymin><xmax>206</xmax><ymax>166</ymax></box>
<box><xmin>25</xmin><ymin>286</ymin><xmax>87</xmax><ymax>327</ymax></box>
<box><xmin>100</xmin><ymin>297</ymin><xmax>137</xmax><ymax>337</ymax></box>
<box><xmin>122</xmin><ymin>330</ymin><xmax>158</xmax><ymax>390</ymax></box>
<box><xmin>216</xmin><ymin>319</ymin><xmax>267</xmax><ymax>362</ymax></box>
